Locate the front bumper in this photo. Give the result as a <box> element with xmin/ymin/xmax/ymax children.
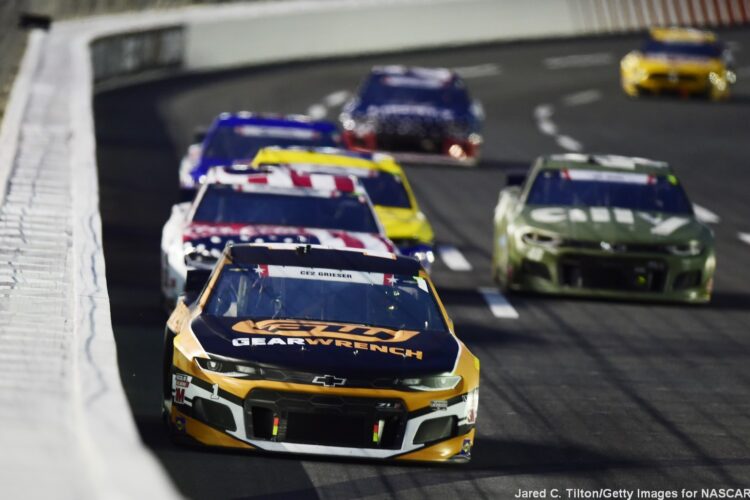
<box><xmin>621</xmin><ymin>71</ymin><xmax>730</xmax><ymax>99</ymax></box>
<box><xmin>167</xmin><ymin>368</ymin><xmax>476</xmax><ymax>462</ymax></box>
<box><xmin>504</xmin><ymin>246</ymin><xmax>715</xmax><ymax>303</ymax></box>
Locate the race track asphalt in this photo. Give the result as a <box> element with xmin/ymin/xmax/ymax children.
<box><xmin>94</xmin><ymin>30</ymin><xmax>750</xmax><ymax>499</ymax></box>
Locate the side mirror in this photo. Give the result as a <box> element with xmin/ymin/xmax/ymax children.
<box><xmin>193</xmin><ymin>127</ymin><xmax>208</xmax><ymax>144</ymax></box>
<box><xmin>506</xmin><ymin>171</ymin><xmax>527</xmax><ymax>187</ymax></box>
<box><xmin>470</xmin><ymin>99</ymin><xmax>485</xmax><ymax>120</ymax></box>
<box><xmin>183</xmin><ymin>268</ymin><xmax>211</xmax><ymax>304</ymax></box>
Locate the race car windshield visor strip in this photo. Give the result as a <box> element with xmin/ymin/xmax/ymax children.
<box><xmin>203</xmin><ymin>125</ymin><xmax>338</xmax><ymax>161</ymax></box>
<box><xmin>229</xmin><ymin>245</ymin><xmax>421</xmax><ymax>275</ymax></box>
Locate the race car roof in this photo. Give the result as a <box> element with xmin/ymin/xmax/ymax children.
<box><xmin>227</xmin><ymin>243</ymin><xmax>421</xmax><ymax>275</ymax></box>
<box><xmin>649</xmin><ymin>27</ymin><xmax>716</xmax><ymax>44</ymax></box>
<box><xmin>211</xmin><ymin>112</ymin><xmax>338</xmax><ymax>132</ymax></box>
<box><xmin>205</xmin><ymin>168</ymin><xmax>361</xmax><ymax>194</ymax></box>
<box><xmin>370</xmin><ymin>65</ymin><xmax>457</xmax><ymax>84</ymax></box>
<box><xmin>542</xmin><ymin>153</ymin><xmax>672</xmax><ymax>175</ymax></box>
<box><xmin>250</xmin><ymin>147</ymin><xmax>403</xmax><ymax>175</ymax></box>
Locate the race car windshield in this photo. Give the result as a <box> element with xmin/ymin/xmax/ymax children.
<box><xmin>193</xmin><ymin>187</ymin><xmax>380</xmax><ymax>233</ymax></box>
<box><xmin>359</xmin><ymin>173</ymin><xmax>411</xmax><ymax>208</ymax></box>
<box><xmin>526</xmin><ymin>169</ymin><xmax>693</xmax><ymax>214</ymax></box>
<box><xmin>203</xmin><ymin>125</ymin><xmax>338</xmax><ymax>161</ymax></box>
<box><xmin>642</xmin><ymin>40</ymin><xmax>722</xmax><ymax>58</ymax></box>
<box><xmin>361</xmin><ymin>76</ymin><xmax>469</xmax><ymax>110</ymax></box>
<box><xmin>204</xmin><ymin>264</ymin><xmax>447</xmax><ymax>332</ymax></box>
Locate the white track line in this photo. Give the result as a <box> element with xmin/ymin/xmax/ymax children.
<box><xmin>323</xmin><ymin>90</ymin><xmax>350</xmax><ymax>107</ymax></box>
<box><xmin>562</xmin><ymin>89</ymin><xmax>602</xmax><ymax>107</ymax></box>
<box><xmin>556</xmin><ymin>135</ymin><xmax>582</xmax><ymax>152</ymax></box>
<box><xmin>534</xmin><ymin>104</ymin><xmax>557</xmax><ymax>135</ymax></box>
<box><xmin>478</xmin><ymin>287</ymin><xmax>519</xmax><ymax>319</ymax></box>
<box><xmin>534</xmin><ymin>104</ymin><xmax>583</xmax><ymax>152</ymax></box>
<box><xmin>306</xmin><ymin>104</ymin><xmax>327</xmax><ymax>119</ymax></box>
<box><xmin>453</xmin><ymin>63</ymin><xmax>502</xmax><ymax>79</ymax></box>
<box><xmin>693</xmin><ymin>204</ymin><xmax>720</xmax><ymax>224</ymax></box>
<box><xmin>437</xmin><ymin>245</ymin><xmax>472</xmax><ymax>271</ymax></box>
<box><xmin>544</xmin><ymin>52</ymin><xmax>613</xmax><ymax>70</ymax></box>
<box><xmin>307</xmin><ymin>89</ymin><xmax>350</xmax><ymax>119</ymax></box>
<box><xmin>739</xmin><ymin>233</ymin><xmax>750</xmax><ymax>246</ymax></box>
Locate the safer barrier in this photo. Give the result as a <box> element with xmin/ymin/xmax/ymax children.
<box><xmin>0</xmin><ymin>0</ymin><xmax>746</xmax><ymax>497</ymax></box>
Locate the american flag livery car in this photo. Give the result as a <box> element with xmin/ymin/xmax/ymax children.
<box><xmin>161</xmin><ymin>168</ymin><xmax>394</xmax><ymax>306</ymax></box>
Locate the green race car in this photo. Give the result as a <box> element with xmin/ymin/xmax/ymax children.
<box><xmin>492</xmin><ymin>154</ymin><xmax>715</xmax><ymax>303</ymax></box>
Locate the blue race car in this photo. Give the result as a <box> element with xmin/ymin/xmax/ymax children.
<box><xmin>179</xmin><ymin>113</ymin><xmax>340</xmax><ymax>194</ymax></box>
<box><xmin>340</xmin><ymin>66</ymin><xmax>483</xmax><ymax>164</ymax></box>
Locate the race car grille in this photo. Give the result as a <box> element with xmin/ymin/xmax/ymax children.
<box><xmin>244</xmin><ymin>389</ymin><xmax>407</xmax><ymax>449</ymax></box>
<box><xmin>559</xmin><ymin>255</ymin><xmax>667</xmax><ymax>292</ymax></box>
<box><xmin>648</xmin><ymin>72</ymin><xmax>700</xmax><ymax>83</ymax></box>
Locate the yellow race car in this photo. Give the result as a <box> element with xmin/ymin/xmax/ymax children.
<box><xmin>621</xmin><ymin>27</ymin><xmax>736</xmax><ymax>100</ymax></box>
<box><xmin>250</xmin><ymin>147</ymin><xmax>436</xmax><ymax>269</ymax></box>
<box><xmin>163</xmin><ymin>243</ymin><xmax>480</xmax><ymax>462</ymax></box>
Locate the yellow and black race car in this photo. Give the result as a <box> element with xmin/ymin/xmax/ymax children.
<box><xmin>163</xmin><ymin>243</ymin><xmax>479</xmax><ymax>462</ymax></box>
<box><xmin>621</xmin><ymin>27</ymin><xmax>736</xmax><ymax>100</ymax></box>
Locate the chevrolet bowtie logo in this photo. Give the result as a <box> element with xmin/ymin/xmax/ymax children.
<box><xmin>312</xmin><ymin>374</ymin><xmax>346</xmax><ymax>387</ymax></box>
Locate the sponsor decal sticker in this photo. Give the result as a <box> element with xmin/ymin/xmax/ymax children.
<box><xmin>312</xmin><ymin>375</ymin><xmax>347</xmax><ymax>387</ymax></box>
<box><xmin>564</xmin><ymin>168</ymin><xmax>650</xmax><ymax>184</ymax></box>
<box><xmin>430</xmin><ymin>400</ymin><xmax>449</xmax><ymax>411</ymax></box>
<box><xmin>231</xmin><ymin>319</ymin><xmax>423</xmax><ymax>360</ymax></box>
<box><xmin>233</xmin><ymin>125</ymin><xmax>318</xmax><ymax>140</ymax></box>
<box><xmin>174</xmin><ymin>374</ymin><xmax>190</xmax><ymax>404</ymax></box>
<box><xmin>175</xmin><ymin>416</ymin><xmax>186</xmax><ymax>433</ymax></box>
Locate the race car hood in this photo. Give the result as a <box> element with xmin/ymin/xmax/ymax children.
<box><xmin>190</xmin><ymin>315</ymin><xmax>460</xmax><ymax>378</ymax></box>
<box><xmin>517</xmin><ymin>206</ymin><xmax>710</xmax><ymax>244</ymax></box>
<box><xmin>629</xmin><ymin>51</ymin><xmax>724</xmax><ymax>73</ymax></box>
<box><xmin>183</xmin><ymin>223</ymin><xmax>395</xmax><ymax>253</ymax></box>
<box><xmin>374</xmin><ymin>206</ymin><xmax>434</xmax><ymax>244</ymax></box>
<box><xmin>355</xmin><ymin>104</ymin><xmax>472</xmax><ymax>136</ymax></box>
